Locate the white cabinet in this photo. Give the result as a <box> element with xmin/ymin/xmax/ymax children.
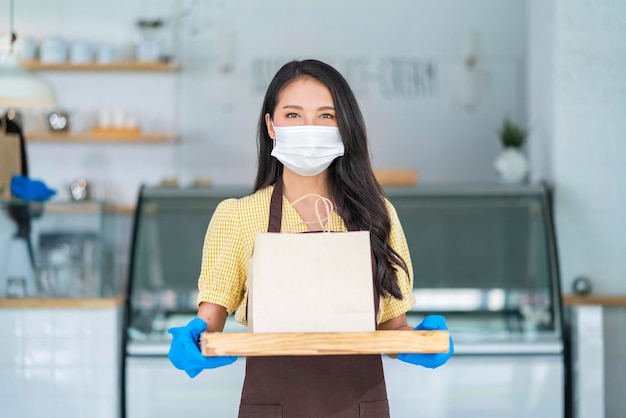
<box><xmin>566</xmin><ymin>300</ymin><xmax>626</xmax><ymax>418</ymax></box>
<box><xmin>126</xmin><ymin>356</ymin><xmax>245</xmax><ymax>418</ymax></box>
<box><xmin>0</xmin><ymin>304</ymin><xmax>123</xmax><ymax>418</ymax></box>
<box><xmin>384</xmin><ymin>354</ymin><xmax>563</xmax><ymax>418</ymax></box>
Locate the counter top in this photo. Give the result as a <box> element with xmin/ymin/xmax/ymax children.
<box><xmin>562</xmin><ymin>295</ymin><xmax>626</xmax><ymax>306</ymax></box>
<box><xmin>0</xmin><ymin>295</ymin><xmax>125</xmax><ymax>308</ymax></box>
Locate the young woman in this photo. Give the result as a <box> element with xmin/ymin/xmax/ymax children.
<box><xmin>168</xmin><ymin>59</ymin><xmax>453</xmax><ymax>418</ymax></box>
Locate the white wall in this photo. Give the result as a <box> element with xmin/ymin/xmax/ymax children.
<box><xmin>177</xmin><ymin>0</ymin><xmax>528</xmax><ymax>190</ymax></box>
<box><xmin>527</xmin><ymin>7</ymin><xmax>626</xmax><ymax>413</ymax></box>
<box><xmin>4</xmin><ymin>0</ymin><xmax>527</xmax><ymax>204</ymax></box>
<box><xmin>527</xmin><ymin>0</ymin><xmax>555</xmax><ymax>183</ymax></box>
<box><xmin>549</xmin><ymin>0</ymin><xmax>626</xmax><ymax>294</ymax></box>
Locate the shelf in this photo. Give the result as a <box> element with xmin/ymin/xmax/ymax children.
<box><xmin>26</xmin><ymin>131</ymin><xmax>178</xmax><ymax>144</ymax></box>
<box><xmin>21</xmin><ymin>61</ymin><xmax>180</xmax><ymax>72</ymax></box>
<box><xmin>114</xmin><ymin>204</ymin><xmax>136</xmax><ymax>215</ymax></box>
<box><xmin>563</xmin><ymin>295</ymin><xmax>626</xmax><ymax>306</ymax></box>
<box><xmin>373</xmin><ymin>168</ymin><xmax>418</xmax><ymax>187</ymax></box>
<box><xmin>0</xmin><ymin>295</ymin><xmax>125</xmax><ymax>309</ymax></box>
<box><xmin>46</xmin><ymin>201</ymin><xmax>107</xmax><ymax>214</ymax></box>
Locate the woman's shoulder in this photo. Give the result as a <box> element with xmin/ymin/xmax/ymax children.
<box><xmin>383</xmin><ymin>196</ymin><xmax>399</xmax><ymax>217</ymax></box>
<box><xmin>239</xmin><ymin>184</ymin><xmax>274</xmax><ymax>206</ymax></box>
<box><xmin>211</xmin><ymin>185</ymin><xmax>274</xmax><ymax>223</ymax></box>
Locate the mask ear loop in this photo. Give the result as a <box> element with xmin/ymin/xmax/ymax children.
<box><xmin>287</xmin><ymin>194</ymin><xmax>334</xmax><ymax>233</ymax></box>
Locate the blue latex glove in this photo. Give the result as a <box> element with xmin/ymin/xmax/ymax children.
<box><xmin>397</xmin><ymin>314</ymin><xmax>454</xmax><ymax>369</ymax></box>
<box><xmin>11</xmin><ymin>175</ymin><xmax>56</xmax><ymax>201</ymax></box>
<box><xmin>167</xmin><ymin>317</ymin><xmax>237</xmax><ymax>378</ymax></box>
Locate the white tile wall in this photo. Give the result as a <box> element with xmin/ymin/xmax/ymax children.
<box><xmin>0</xmin><ymin>333</ymin><xmax>22</xmax><ymax>366</ymax></box>
<box><xmin>551</xmin><ymin>0</ymin><xmax>626</xmax><ymax>295</ymax></box>
<box><xmin>1</xmin><ymin>366</ymin><xmax>23</xmax><ymax>397</ymax></box>
<box><xmin>0</xmin><ymin>307</ymin><xmax>122</xmax><ymax>418</ymax></box>
<box><xmin>52</xmin><ymin>310</ymin><xmax>86</xmax><ymax>337</ymax></box>
<box><xmin>23</xmin><ymin>397</ymin><xmax>55</xmax><ymax>418</ymax></box>
<box><xmin>2</xmin><ymin>394</ymin><xmax>22</xmax><ymax>418</ymax></box>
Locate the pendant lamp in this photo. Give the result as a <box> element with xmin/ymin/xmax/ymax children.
<box><xmin>0</xmin><ymin>0</ymin><xmax>56</xmax><ymax>107</ymax></box>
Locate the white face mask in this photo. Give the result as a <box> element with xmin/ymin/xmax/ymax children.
<box><xmin>270</xmin><ymin>123</ymin><xmax>345</xmax><ymax>176</ymax></box>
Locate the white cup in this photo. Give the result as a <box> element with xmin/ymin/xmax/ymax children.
<box><xmin>99</xmin><ymin>107</ymin><xmax>112</xmax><ymax>129</ymax></box>
<box><xmin>112</xmin><ymin>108</ymin><xmax>125</xmax><ymax>129</ymax></box>
<box><xmin>40</xmin><ymin>36</ymin><xmax>67</xmax><ymax>63</ymax></box>
<box><xmin>97</xmin><ymin>45</ymin><xmax>116</xmax><ymax>64</ymax></box>
<box><xmin>70</xmin><ymin>41</ymin><xmax>94</xmax><ymax>64</ymax></box>
<box><xmin>16</xmin><ymin>36</ymin><xmax>37</xmax><ymax>61</ymax></box>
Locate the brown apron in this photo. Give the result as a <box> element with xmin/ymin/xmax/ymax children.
<box><xmin>238</xmin><ymin>178</ymin><xmax>390</xmax><ymax>418</ymax></box>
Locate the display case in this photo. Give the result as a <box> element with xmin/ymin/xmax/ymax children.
<box><xmin>125</xmin><ymin>186</ymin><xmax>251</xmax><ymax>346</ymax></box>
<box><xmin>124</xmin><ymin>183</ymin><xmax>566</xmax><ymax>418</ymax></box>
<box><xmin>383</xmin><ymin>184</ymin><xmax>565</xmax><ymax>418</ymax></box>
<box><xmin>124</xmin><ymin>186</ymin><xmax>251</xmax><ymax>417</ymax></box>
<box><xmin>388</xmin><ymin>184</ymin><xmax>563</xmax><ymax>348</ymax></box>
<box><xmin>0</xmin><ymin>199</ymin><xmax>117</xmax><ymax>299</ymax></box>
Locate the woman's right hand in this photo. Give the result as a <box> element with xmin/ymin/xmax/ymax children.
<box><xmin>167</xmin><ymin>317</ymin><xmax>237</xmax><ymax>378</ymax></box>
<box><xmin>396</xmin><ymin>315</ymin><xmax>454</xmax><ymax>369</ymax></box>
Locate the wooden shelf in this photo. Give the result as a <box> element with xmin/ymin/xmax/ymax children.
<box><xmin>114</xmin><ymin>205</ymin><xmax>136</xmax><ymax>215</ymax></box>
<box><xmin>373</xmin><ymin>168</ymin><xmax>418</xmax><ymax>187</ymax></box>
<box><xmin>201</xmin><ymin>330</ymin><xmax>450</xmax><ymax>357</ymax></box>
<box><xmin>21</xmin><ymin>61</ymin><xmax>180</xmax><ymax>72</ymax></box>
<box><xmin>0</xmin><ymin>295</ymin><xmax>125</xmax><ymax>309</ymax></box>
<box><xmin>563</xmin><ymin>295</ymin><xmax>626</xmax><ymax>306</ymax></box>
<box><xmin>26</xmin><ymin>131</ymin><xmax>178</xmax><ymax>144</ymax></box>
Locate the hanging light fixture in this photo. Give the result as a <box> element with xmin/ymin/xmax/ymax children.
<box><xmin>0</xmin><ymin>0</ymin><xmax>56</xmax><ymax>107</ymax></box>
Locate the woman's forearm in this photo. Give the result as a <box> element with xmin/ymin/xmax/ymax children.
<box><xmin>197</xmin><ymin>301</ymin><xmax>229</xmax><ymax>332</ymax></box>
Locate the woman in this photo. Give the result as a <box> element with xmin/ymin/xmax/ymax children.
<box><xmin>168</xmin><ymin>59</ymin><xmax>453</xmax><ymax>418</ymax></box>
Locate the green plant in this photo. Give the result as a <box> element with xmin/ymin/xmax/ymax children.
<box><xmin>498</xmin><ymin>118</ymin><xmax>527</xmax><ymax>148</ymax></box>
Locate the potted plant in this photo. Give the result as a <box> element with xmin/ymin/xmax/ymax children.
<box><xmin>494</xmin><ymin>118</ymin><xmax>529</xmax><ymax>184</ymax></box>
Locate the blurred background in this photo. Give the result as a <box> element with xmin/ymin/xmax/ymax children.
<box><xmin>6</xmin><ymin>0</ymin><xmax>531</xmax><ymax>201</ymax></box>
<box><xmin>0</xmin><ymin>0</ymin><xmax>624</xmax><ymax>417</ymax></box>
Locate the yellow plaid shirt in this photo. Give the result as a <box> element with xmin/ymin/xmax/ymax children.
<box><xmin>197</xmin><ymin>184</ymin><xmax>416</xmax><ymax>326</ymax></box>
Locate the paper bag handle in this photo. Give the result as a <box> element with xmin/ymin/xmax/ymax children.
<box><xmin>287</xmin><ymin>193</ymin><xmax>334</xmax><ymax>233</ymax></box>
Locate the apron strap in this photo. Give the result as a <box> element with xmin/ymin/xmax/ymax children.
<box><xmin>268</xmin><ymin>177</ymin><xmax>284</xmax><ymax>232</ymax></box>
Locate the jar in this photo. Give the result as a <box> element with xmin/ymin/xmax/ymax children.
<box><xmin>134</xmin><ymin>19</ymin><xmax>164</xmax><ymax>62</ymax></box>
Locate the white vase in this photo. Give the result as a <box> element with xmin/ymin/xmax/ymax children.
<box><xmin>494</xmin><ymin>147</ymin><xmax>529</xmax><ymax>184</ymax></box>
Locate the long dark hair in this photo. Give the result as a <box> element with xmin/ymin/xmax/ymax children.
<box><xmin>254</xmin><ymin>59</ymin><xmax>409</xmax><ymax>300</ymax></box>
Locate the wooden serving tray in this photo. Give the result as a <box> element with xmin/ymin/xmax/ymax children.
<box><xmin>201</xmin><ymin>330</ymin><xmax>449</xmax><ymax>357</ymax></box>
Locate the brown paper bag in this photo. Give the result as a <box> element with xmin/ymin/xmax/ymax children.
<box><xmin>247</xmin><ymin>230</ymin><xmax>376</xmax><ymax>333</ymax></box>
<box><xmin>0</xmin><ymin>134</ymin><xmax>22</xmax><ymax>199</ymax></box>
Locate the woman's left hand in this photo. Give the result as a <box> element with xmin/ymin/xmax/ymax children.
<box><xmin>397</xmin><ymin>315</ymin><xmax>454</xmax><ymax>369</ymax></box>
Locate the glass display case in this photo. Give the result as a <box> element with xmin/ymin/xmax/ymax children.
<box><xmin>124</xmin><ymin>183</ymin><xmax>566</xmax><ymax>418</ymax></box>
<box><xmin>126</xmin><ymin>186</ymin><xmax>251</xmax><ymax>348</ymax></box>
<box><xmin>387</xmin><ymin>184</ymin><xmax>563</xmax><ymax>349</ymax></box>
<box><xmin>384</xmin><ymin>184</ymin><xmax>565</xmax><ymax>418</ymax></box>
<box><xmin>125</xmin><ymin>185</ymin><xmax>251</xmax><ymax>418</ymax></box>
<box><xmin>0</xmin><ymin>199</ymin><xmax>116</xmax><ymax>299</ymax></box>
